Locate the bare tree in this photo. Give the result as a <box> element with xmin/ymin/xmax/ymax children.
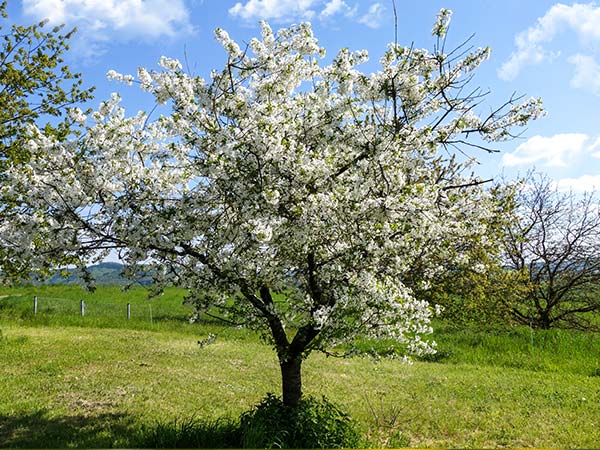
<box><xmin>503</xmin><ymin>173</ymin><xmax>600</xmax><ymax>329</ymax></box>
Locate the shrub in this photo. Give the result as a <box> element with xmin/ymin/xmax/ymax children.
<box><xmin>239</xmin><ymin>393</ymin><xmax>362</xmax><ymax>449</ymax></box>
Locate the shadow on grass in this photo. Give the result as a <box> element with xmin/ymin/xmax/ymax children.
<box><xmin>0</xmin><ymin>410</ymin><xmax>241</xmax><ymax>448</ymax></box>
<box><xmin>140</xmin><ymin>416</ymin><xmax>241</xmax><ymax>448</ymax></box>
<box><xmin>0</xmin><ymin>410</ymin><xmax>139</xmax><ymax>448</ymax></box>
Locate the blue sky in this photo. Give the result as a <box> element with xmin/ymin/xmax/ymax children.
<box><xmin>5</xmin><ymin>0</ymin><xmax>600</xmax><ymax>191</ymax></box>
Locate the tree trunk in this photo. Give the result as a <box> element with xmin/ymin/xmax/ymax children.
<box><xmin>539</xmin><ymin>309</ymin><xmax>552</xmax><ymax>329</ymax></box>
<box><xmin>280</xmin><ymin>357</ymin><xmax>302</xmax><ymax>407</ymax></box>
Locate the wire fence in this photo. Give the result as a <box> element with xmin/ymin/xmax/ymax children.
<box><xmin>0</xmin><ymin>294</ymin><xmax>190</xmax><ymax>323</ymax></box>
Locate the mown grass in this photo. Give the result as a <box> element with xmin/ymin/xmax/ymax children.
<box><xmin>1</xmin><ymin>286</ymin><xmax>599</xmax><ymax>448</ymax></box>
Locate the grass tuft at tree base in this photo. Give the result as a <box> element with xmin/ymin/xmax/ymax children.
<box><xmin>239</xmin><ymin>393</ymin><xmax>362</xmax><ymax>448</ymax></box>
<box><xmin>140</xmin><ymin>394</ymin><xmax>361</xmax><ymax>449</ymax></box>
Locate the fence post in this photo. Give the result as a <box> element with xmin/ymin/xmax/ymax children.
<box><xmin>127</xmin><ymin>303</ymin><xmax>131</xmax><ymax>320</ymax></box>
<box><xmin>33</xmin><ymin>296</ymin><xmax>38</xmax><ymax>315</ymax></box>
<box><xmin>80</xmin><ymin>300</ymin><xmax>85</xmax><ymax>317</ymax></box>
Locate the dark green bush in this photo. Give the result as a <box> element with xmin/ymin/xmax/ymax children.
<box><xmin>239</xmin><ymin>393</ymin><xmax>362</xmax><ymax>449</ymax></box>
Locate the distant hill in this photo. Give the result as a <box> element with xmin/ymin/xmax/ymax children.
<box><xmin>41</xmin><ymin>262</ymin><xmax>153</xmax><ymax>286</ymax></box>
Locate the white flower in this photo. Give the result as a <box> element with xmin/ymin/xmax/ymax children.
<box><xmin>432</xmin><ymin>8</ymin><xmax>452</xmax><ymax>37</ymax></box>
<box><xmin>247</xmin><ymin>219</ymin><xmax>273</xmax><ymax>243</ymax></box>
<box><xmin>106</xmin><ymin>69</ymin><xmax>134</xmax><ymax>85</ymax></box>
<box><xmin>159</xmin><ymin>56</ymin><xmax>182</xmax><ymax>72</ymax></box>
<box><xmin>68</xmin><ymin>107</ymin><xmax>87</xmax><ymax>124</ymax></box>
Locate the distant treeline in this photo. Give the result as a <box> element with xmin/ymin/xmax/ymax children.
<box><xmin>33</xmin><ymin>262</ymin><xmax>153</xmax><ymax>286</ymax></box>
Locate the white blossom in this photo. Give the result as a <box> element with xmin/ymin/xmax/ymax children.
<box><xmin>68</xmin><ymin>107</ymin><xmax>87</xmax><ymax>124</ymax></box>
<box><xmin>158</xmin><ymin>56</ymin><xmax>182</xmax><ymax>72</ymax></box>
<box><xmin>106</xmin><ymin>69</ymin><xmax>134</xmax><ymax>85</ymax></box>
<box><xmin>432</xmin><ymin>8</ymin><xmax>452</xmax><ymax>37</ymax></box>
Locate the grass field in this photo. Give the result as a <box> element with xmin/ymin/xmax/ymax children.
<box><xmin>1</xmin><ymin>286</ymin><xmax>599</xmax><ymax>448</ymax></box>
<box><xmin>0</xmin><ymin>285</ymin><xmax>191</xmax><ymax>326</ymax></box>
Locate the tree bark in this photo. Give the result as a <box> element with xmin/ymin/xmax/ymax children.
<box><xmin>539</xmin><ymin>310</ymin><xmax>552</xmax><ymax>329</ymax></box>
<box><xmin>280</xmin><ymin>357</ymin><xmax>302</xmax><ymax>407</ymax></box>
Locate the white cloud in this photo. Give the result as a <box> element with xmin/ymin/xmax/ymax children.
<box><xmin>358</xmin><ymin>2</ymin><xmax>385</xmax><ymax>29</ymax></box>
<box><xmin>499</xmin><ymin>3</ymin><xmax>600</xmax><ymax>81</ymax></box>
<box><xmin>228</xmin><ymin>0</ymin><xmax>360</xmax><ymax>24</ymax></box>
<box><xmin>568</xmin><ymin>53</ymin><xmax>600</xmax><ymax>94</ymax></box>
<box><xmin>497</xmin><ymin>45</ymin><xmax>552</xmax><ymax>81</ymax></box>
<box><xmin>320</xmin><ymin>0</ymin><xmax>354</xmax><ymax>20</ymax></box>
<box><xmin>589</xmin><ymin>137</ymin><xmax>600</xmax><ymax>151</ymax></box>
<box><xmin>23</xmin><ymin>0</ymin><xmax>193</xmax><ymax>55</ymax></box>
<box><xmin>502</xmin><ymin>133</ymin><xmax>589</xmax><ymax>167</ymax></box>
<box><xmin>555</xmin><ymin>174</ymin><xmax>600</xmax><ymax>192</ymax></box>
<box><xmin>589</xmin><ymin>137</ymin><xmax>600</xmax><ymax>158</ymax></box>
<box><xmin>229</xmin><ymin>0</ymin><xmax>319</xmax><ymax>22</ymax></box>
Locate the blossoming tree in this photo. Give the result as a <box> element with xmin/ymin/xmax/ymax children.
<box><xmin>0</xmin><ymin>0</ymin><xmax>93</xmax><ymax>278</ymax></box>
<box><xmin>1</xmin><ymin>11</ymin><xmax>543</xmax><ymax>406</ymax></box>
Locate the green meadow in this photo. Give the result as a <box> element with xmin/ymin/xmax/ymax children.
<box><xmin>1</xmin><ymin>285</ymin><xmax>599</xmax><ymax>448</ymax></box>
